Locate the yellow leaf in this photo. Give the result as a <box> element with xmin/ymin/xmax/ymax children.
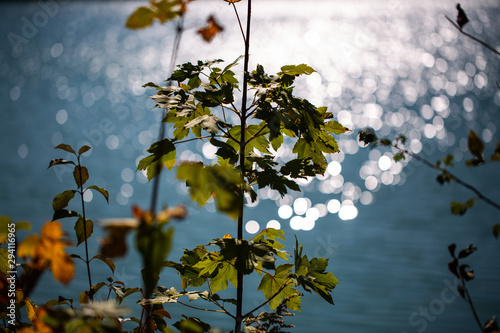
<box><xmin>224</xmin><ymin>0</ymin><xmax>242</xmax><ymax>3</ymax></box>
<box><xmin>51</xmin><ymin>256</ymin><xmax>74</xmax><ymax>284</ymax></box>
<box><xmin>223</xmin><ymin>234</ymin><xmax>232</xmax><ymax>239</ymax></box>
<box><xmin>41</xmin><ymin>222</ymin><xmax>65</xmax><ymax>242</ymax></box>
<box><xmin>25</xmin><ymin>297</ymin><xmax>37</xmax><ymax>322</ymax></box>
<box><xmin>19</xmin><ymin>222</ymin><xmax>75</xmax><ymax>284</ymax></box>
<box><xmin>18</xmin><ymin>234</ymin><xmax>40</xmax><ymax>259</ymax></box>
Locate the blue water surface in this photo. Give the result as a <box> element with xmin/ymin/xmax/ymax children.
<box><xmin>1</xmin><ymin>0</ymin><xmax>499</xmax><ymax>332</ymax></box>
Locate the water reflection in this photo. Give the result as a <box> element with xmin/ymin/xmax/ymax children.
<box><xmin>2</xmin><ymin>1</ymin><xmax>499</xmax><ymax>235</ymax></box>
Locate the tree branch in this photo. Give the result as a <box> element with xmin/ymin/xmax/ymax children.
<box><xmin>395</xmin><ymin>145</ymin><xmax>500</xmax><ymax>211</ymax></box>
<box><xmin>444</xmin><ymin>15</ymin><xmax>500</xmax><ymax>57</ymax></box>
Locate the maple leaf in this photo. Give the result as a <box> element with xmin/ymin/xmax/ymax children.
<box><xmin>18</xmin><ymin>222</ymin><xmax>75</xmax><ymax>284</ymax></box>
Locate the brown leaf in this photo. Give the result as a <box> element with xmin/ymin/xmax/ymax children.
<box><xmin>197</xmin><ymin>15</ymin><xmax>224</xmax><ymax>42</ymax></box>
<box><xmin>456</xmin><ymin>4</ymin><xmax>469</xmax><ymax>29</ymax></box>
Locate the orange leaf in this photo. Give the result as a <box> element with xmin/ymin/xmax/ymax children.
<box><xmin>50</xmin><ymin>254</ymin><xmax>75</xmax><ymax>284</ymax></box>
<box><xmin>19</xmin><ymin>222</ymin><xmax>75</xmax><ymax>284</ymax></box>
<box><xmin>197</xmin><ymin>15</ymin><xmax>224</xmax><ymax>42</ymax></box>
<box><xmin>18</xmin><ymin>234</ymin><xmax>40</xmax><ymax>259</ymax></box>
<box><xmin>224</xmin><ymin>0</ymin><xmax>242</xmax><ymax>3</ymax></box>
<box><xmin>41</xmin><ymin>222</ymin><xmax>65</xmax><ymax>242</ymax></box>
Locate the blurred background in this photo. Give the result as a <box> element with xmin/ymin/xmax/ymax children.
<box><xmin>1</xmin><ymin>0</ymin><xmax>499</xmax><ymax>332</ymax></box>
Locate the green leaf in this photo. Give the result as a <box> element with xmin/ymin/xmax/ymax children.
<box><xmin>177</xmin><ymin>162</ymin><xmax>242</xmax><ymax>219</ymax></box>
<box><xmin>47</xmin><ymin>158</ymin><xmax>75</xmax><ymax>169</ymax></box>
<box><xmin>52</xmin><ymin>209</ymin><xmax>79</xmax><ymax>221</ymax></box>
<box><xmin>493</xmin><ymin>224</ymin><xmax>500</xmax><ymax>239</ymax></box>
<box><xmin>442</xmin><ymin>154</ymin><xmax>454</xmax><ymax>166</ymax></box>
<box><xmin>293</xmin><ymin>237</ymin><xmax>338</xmax><ymax>305</ymax></box>
<box><xmin>126</xmin><ymin>6</ymin><xmax>156</xmax><ymax>29</ymax></box>
<box><xmin>467</xmin><ymin>130</ymin><xmax>484</xmax><ymax>162</ymax></box>
<box><xmin>75</xmin><ymin>217</ymin><xmax>94</xmax><ymax>246</ymax></box>
<box><xmin>167</xmin><ymin>246</ymin><xmax>207</xmax><ymax>289</ymax></box>
<box><xmin>78</xmin><ymin>145</ymin><xmax>92</xmax><ymax>156</ymax></box>
<box><xmin>210</xmin><ymin>138</ymin><xmax>238</xmax><ymax>164</ymax></box>
<box><xmin>257</xmin><ymin>264</ymin><xmax>299</xmax><ymax>310</ymax></box>
<box><xmin>52</xmin><ymin>190</ymin><xmax>77</xmax><ymax>211</ymax></box>
<box><xmin>209</xmin><ymin>261</ymin><xmax>238</xmax><ymax>293</ymax></box>
<box><xmin>281</xmin><ymin>158</ymin><xmax>325</xmax><ymax>179</ymax></box>
<box><xmin>86</xmin><ymin>185</ymin><xmax>109</xmax><ymax>203</ymax></box>
<box><xmin>325</xmin><ymin>120</ymin><xmax>348</xmax><ymax>135</ymax></box>
<box><xmin>136</xmin><ymin>224</ymin><xmax>174</xmax><ymax>293</ymax></box>
<box><xmin>451</xmin><ymin>199</ymin><xmax>473</xmax><ymax>216</ymax></box>
<box><xmin>185</xmin><ymin>115</ymin><xmax>230</xmax><ymax>136</ymax></box>
<box><xmin>138</xmin><ymin>139</ymin><xmax>177</xmax><ymax>181</ymax></box>
<box><xmin>279</xmin><ymin>64</ymin><xmax>316</xmax><ymax>76</ymax></box>
<box><xmin>173</xmin><ymin>316</ymin><xmax>211</xmax><ymax>333</ymax></box>
<box><xmin>213</xmin><ymin>238</ymin><xmax>276</xmax><ymax>275</ymax></box>
<box><xmin>451</xmin><ymin>201</ymin><xmax>466</xmax><ymax>215</ymax></box>
<box><xmin>394</xmin><ymin>152</ymin><xmax>405</xmax><ymax>162</ymax></box>
<box><xmin>73</xmin><ymin>165</ymin><xmax>89</xmax><ymax>188</ymax></box>
<box><xmin>55</xmin><ymin>143</ymin><xmax>76</xmax><ymax>155</ymax></box>
<box><xmin>91</xmin><ymin>254</ymin><xmax>115</xmax><ymax>274</ymax></box>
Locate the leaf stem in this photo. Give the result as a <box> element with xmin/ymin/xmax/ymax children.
<box><xmin>77</xmin><ymin>155</ymin><xmax>93</xmax><ymax>301</ymax></box>
<box><xmin>232</xmin><ymin>3</ymin><xmax>246</xmax><ymax>44</ymax></box>
<box><xmin>242</xmin><ymin>279</ymin><xmax>292</xmax><ymax>318</ymax></box>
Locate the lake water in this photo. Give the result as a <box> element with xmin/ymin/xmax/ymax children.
<box><xmin>1</xmin><ymin>0</ymin><xmax>500</xmax><ymax>332</ymax></box>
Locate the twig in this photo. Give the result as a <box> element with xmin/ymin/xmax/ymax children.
<box><xmin>176</xmin><ymin>300</ymin><xmax>235</xmax><ymax>318</ymax></box>
<box><xmin>461</xmin><ymin>280</ymin><xmax>484</xmax><ymax>332</ymax></box>
<box><xmin>444</xmin><ymin>15</ymin><xmax>500</xmax><ymax>57</ymax></box>
<box><xmin>396</xmin><ymin>146</ymin><xmax>500</xmax><ymax>211</ymax></box>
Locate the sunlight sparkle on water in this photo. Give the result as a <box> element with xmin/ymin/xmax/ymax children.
<box><xmin>245</xmin><ymin>220</ymin><xmax>260</xmax><ymax>234</ymax></box>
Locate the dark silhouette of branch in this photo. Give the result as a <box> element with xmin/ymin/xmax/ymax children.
<box><xmin>444</xmin><ymin>15</ymin><xmax>500</xmax><ymax>57</ymax></box>
<box><xmin>396</xmin><ymin>146</ymin><xmax>500</xmax><ymax>212</ymax></box>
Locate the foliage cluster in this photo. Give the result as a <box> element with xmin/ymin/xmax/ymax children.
<box><xmin>1</xmin><ymin>1</ymin><xmax>343</xmax><ymax>332</ymax></box>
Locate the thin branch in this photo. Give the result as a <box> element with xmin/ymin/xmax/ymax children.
<box><xmin>444</xmin><ymin>15</ymin><xmax>500</xmax><ymax>57</ymax></box>
<box><xmin>395</xmin><ymin>146</ymin><xmax>500</xmax><ymax>211</ymax></box>
<box><xmin>176</xmin><ymin>300</ymin><xmax>235</xmax><ymax>318</ymax></box>
<box><xmin>150</xmin><ymin>18</ymin><xmax>185</xmax><ymax>216</ymax></box>
<box><xmin>173</xmin><ymin>135</ymin><xmax>223</xmax><ymax>145</ymax></box>
<box><xmin>461</xmin><ymin>280</ymin><xmax>484</xmax><ymax>332</ymax></box>
<box><xmin>77</xmin><ymin>155</ymin><xmax>93</xmax><ymax>301</ymax></box>
<box><xmin>232</xmin><ymin>3</ymin><xmax>246</xmax><ymax>44</ymax></box>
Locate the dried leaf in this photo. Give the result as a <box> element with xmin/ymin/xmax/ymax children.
<box><xmin>197</xmin><ymin>15</ymin><xmax>223</xmax><ymax>42</ymax></box>
<box><xmin>456</xmin><ymin>4</ymin><xmax>469</xmax><ymax>29</ymax></box>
